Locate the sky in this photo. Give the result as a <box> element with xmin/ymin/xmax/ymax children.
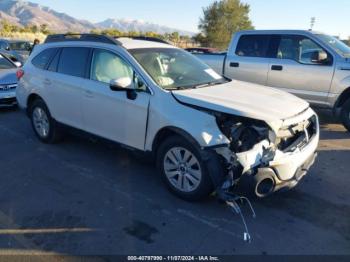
<box><xmin>28</xmin><ymin>0</ymin><xmax>350</xmax><ymax>39</ymax></box>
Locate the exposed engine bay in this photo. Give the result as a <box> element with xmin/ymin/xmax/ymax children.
<box><xmin>216</xmin><ymin>114</ymin><xmax>272</xmax><ymax>153</ymax></box>
<box><xmin>214</xmin><ymin>113</ymin><xmax>276</xmax><ymax>192</ymax></box>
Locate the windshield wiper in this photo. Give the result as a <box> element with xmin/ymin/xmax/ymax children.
<box><xmin>165</xmin><ymin>86</ymin><xmax>187</xmax><ymax>90</ymax></box>
<box><xmin>174</xmin><ymin>80</ymin><xmax>225</xmax><ymax>90</ymax></box>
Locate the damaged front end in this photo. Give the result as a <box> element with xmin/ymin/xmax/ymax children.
<box><xmin>205</xmin><ymin>108</ymin><xmax>319</xmax><ymax>242</ymax></box>
<box><xmin>213</xmin><ymin>108</ymin><xmax>319</xmax><ymax>198</ymax></box>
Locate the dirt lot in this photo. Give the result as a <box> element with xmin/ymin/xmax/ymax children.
<box><xmin>0</xmin><ymin>108</ymin><xmax>349</xmax><ymax>256</ymax></box>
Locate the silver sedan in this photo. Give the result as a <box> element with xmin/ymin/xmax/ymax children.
<box><xmin>0</xmin><ymin>52</ymin><xmax>19</xmax><ymax>107</ymax></box>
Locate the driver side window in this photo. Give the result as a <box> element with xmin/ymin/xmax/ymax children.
<box><xmin>91</xmin><ymin>49</ymin><xmax>147</xmax><ymax>91</ymax></box>
<box><xmin>277</xmin><ymin>35</ymin><xmax>330</xmax><ymax>65</ymax></box>
<box><xmin>91</xmin><ymin>49</ymin><xmax>133</xmax><ymax>84</ymax></box>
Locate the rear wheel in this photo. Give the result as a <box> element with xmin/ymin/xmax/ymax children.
<box><xmin>341</xmin><ymin>99</ymin><xmax>350</xmax><ymax>132</ymax></box>
<box><xmin>156</xmin><ymin>136</ymin><xmax>214</xmax><ymax>201</ymax></box>
<box><xmin>29</xmin><ymin>99</ymin><xmax>63</xmax><ymax>143</ymax></box>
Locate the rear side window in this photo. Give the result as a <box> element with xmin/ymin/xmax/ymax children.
<box><xmin>32</xmin><ymin>48</ymin><xmax>58</xmax><ymax>70</ymax></box>
<box><xmin>57</xmin><ymin>47</ymin><xmax>90</xmax><ymax>78</ymax></box>
<box><xmin>235</xmin><ymin>35</ymin><xmax>270</xmax><ymax>58</ymax></box>
<box><xmin>47</xmin><ymin>49</ymin><xmax>61</xmax><ymax>72</ymax></box>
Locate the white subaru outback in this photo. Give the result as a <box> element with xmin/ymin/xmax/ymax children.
<box><xmin>16</xmin><ymin>34</ymin><xmax>319</xmax><ymax>200</ymax></box>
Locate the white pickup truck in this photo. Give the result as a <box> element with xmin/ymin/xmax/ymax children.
<box><xmin>195</xmin><ymin>30</ymin><xmax>350</xmax><ymax>131</ymax></box>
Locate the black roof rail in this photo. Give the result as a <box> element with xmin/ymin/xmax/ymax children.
<box><xmin>44</xmin><ymin>34</ymin><xmax>122</xmax><ymax>45</ymax></box>
<box><xmin>117</xmin><ymin>36</ymin><xmax>170</xmax><ymax>45</ymax></box>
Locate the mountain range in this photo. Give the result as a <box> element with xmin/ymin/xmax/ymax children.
<box><xmin>0</xmin><ymin>0</ymin><xmax>194</xmax><ymax>35</ymax></box>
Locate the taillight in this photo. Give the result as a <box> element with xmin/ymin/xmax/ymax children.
<box><xmin>16</xmin><ymin>69</ymin><xmax>24</xmax><ymax>80</ymax></box>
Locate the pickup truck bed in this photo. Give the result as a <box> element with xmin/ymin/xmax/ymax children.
<box><xmin>194</xmin><ymin>53</ymin><xmax>226</xmax><ymax>75</ymax></box>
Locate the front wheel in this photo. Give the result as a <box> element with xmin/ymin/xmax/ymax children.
<box><xmin>156</xmin><ymin>136</ymin><xmax>214</xmax><ymax>201</ymax></box>
<box><xmin>341</xmin><ymin>99</ymin><xmax>350</xmax><ymax>132</ymax></box>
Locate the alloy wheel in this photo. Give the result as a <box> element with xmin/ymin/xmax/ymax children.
<box><xmin>163</xmin><ymin>147</ymin><xmax>202</xmax><ymax>192</ymax></box>
<box><xmin>32</xmin><ymin>107</ymin><xmax>50</xmax><ymax>138</ymax></box>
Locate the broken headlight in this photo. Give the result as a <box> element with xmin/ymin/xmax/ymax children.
<box><xmin>216</xmin><ymin>114</ymin><xmax>276</xmax><ymax>153</ymax></box>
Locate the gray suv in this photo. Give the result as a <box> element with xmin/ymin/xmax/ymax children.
<box><xmin>196</xmin><ymin>30</ymin><xmax>350</xmax><ymax>131</ymax></box>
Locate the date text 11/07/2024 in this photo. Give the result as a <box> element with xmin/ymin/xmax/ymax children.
<box><xmin>127</xmin><ymin>256</ymin><xmax>220</xmax><ymax>261</ymax></box>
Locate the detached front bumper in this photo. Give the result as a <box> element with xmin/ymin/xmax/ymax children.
<box><xmin>0</xmin><ymin>91</ymin><xmax>17</xmax><ymax>107</ymax></box>
<box><xmin>274</xmin><ymin>151</ymin><xmax>317</xmax><ymax>191</ymax></box>
<box><xmin>236</xmin><ymin>134</ymin><xmax>318</xmax><ymax>197</ymax></box>
<box><xmin>253</xmin><ymin>151</ymin><xmax>317</xmax><ymax>196</ymax></box>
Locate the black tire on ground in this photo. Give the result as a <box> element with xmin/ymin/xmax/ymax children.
<box><xmin>156</xmin><ymin>136</ymin><xmax>215</xmax><ymax>201</ymax></box>
<box><xmin>341</xmin><ymin>99</ymin><xmax>350</xmax><ymax>132</ymax></box>
<box><xmin>29</xmin><ymin>99</ymin><xmax>63</xmax><ymax>143</ymax></box>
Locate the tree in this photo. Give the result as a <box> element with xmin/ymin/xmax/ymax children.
<box><xmin>170</xmin><ymin>32</ymin><xmax>180</xmax><ymax>42</ymax></box>
<box><xmin>193</xmin><ymin>33</ymin><xmax>208</xmax><ymax>46</ymax></box>
<box><xmin>40</xmin><ymin>24</ymin><xmax>51</xmax><ymax>35</ymax></box>
<box><xmin>0</xmin><ymin>20</ymin><xmax>19</xmax><ymax>35</ymax></box>
<box><xmin>198</xmin><ymin>0</ymin><xmax>254</xmax><ymax>49</ymax></box>
<box><xmin>29</xmin><ymin>24</ymin><xmax>39</xmax><ymax>34</ymax></box>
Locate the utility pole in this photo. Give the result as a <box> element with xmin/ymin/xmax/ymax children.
<box><xmin>310</xmin><ymin>17</ymin><xmax>316</xmax><ymax>31</ymax></box>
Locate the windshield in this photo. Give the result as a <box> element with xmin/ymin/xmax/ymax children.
<box><xmin>130</xmin><ymin>48</ymin><xmax>226</xmax><ymax>90</ymax></box>
<box><xmin>0</xmin><ymin>54</ymin><xmax>15</xmax><ymax>69</ymax></box>
<box><xmin>316</xmin><ymin>34</ymin><xmax>350</xmax><ymax>58</ymax></box>
<box><xmin>9</xmin><ymin>41</ymin><xmax>31</xmax><ymax>51</ymax></box>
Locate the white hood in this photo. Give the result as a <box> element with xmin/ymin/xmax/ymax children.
<box><xmin>172</xmin><ymin>80</ymin><xmax>309</xmax><ymax>124</ymax></box>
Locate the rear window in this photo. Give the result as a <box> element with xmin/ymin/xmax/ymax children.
<box><xmin>9</xmin><ymin>42</ymin><xmax>31</xmax><ymax>51</ymax></box>
<box><xmin>0</xmin><ymin>55</ymin><xmax>15</xmax><ymax>69</ymax></box>
<box><xmin>57</xmin><ymin>47</ymin><xmax>90</xmax><ymax>78</ymax></box>
<box><xmin>32</xmin><ymin>48</ymin><xmax>58</xmax><ymax>70</ymax></box>
<box><xmin>235</xmin><ymin>35</ymin><xmax>270</xmax><ymax>58</ymax></box>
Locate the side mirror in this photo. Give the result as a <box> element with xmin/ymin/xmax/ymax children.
<box><xmin>14</xmin><ymin>61</ymin><xmax>22</xmax><ymax>68</ymax></box>
<box><xmin>110</xmin><ymin>77</ymin><xmax>137</xmax><ymax>100</ymax></box>
<box><xmin>110</xmin><ymin>77</ymin><xmax>133</xmax><ymax>91</ymax></box>
<box><xmin>311</xmin><ymin>50</ymin><xmax>328</xmax><ymax>64</ymax></box>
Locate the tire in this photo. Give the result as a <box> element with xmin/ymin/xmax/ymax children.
<box><xmin>341</xmin><ymin>99</ymin><xmax>350</xmax><ymax>132</ymax></box>
<box><xmin>29</xmin><ymin>99</ymin><xmax>63</xmax><ymax>143</ymax></box>
<box><xmin>156</xmin><ymin>136</ymin><xmax>215</xmax><ymax>201</ymax></box>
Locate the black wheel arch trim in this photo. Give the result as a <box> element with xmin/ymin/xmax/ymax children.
<box><xmin>335</xmin><ymin>86</ymin><xmax>350</xmax><ymax>111</ymax></box>
<box><xmin>153</xmin><ymin>126</ymin><xmax>226</xmax><ymax>190</ymax></box>
<box><xmin>152</xmin><ymin>126</ymin><xmax>201</xmax><ymax>154</ymax></box>
<box><xmin>26</xmin><ymin>93</ymin><xmax>45</xmax><ymax>116</ymax></box>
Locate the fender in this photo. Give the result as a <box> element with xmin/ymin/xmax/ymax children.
<box><xmin>334</xmin><ymin>84</ymin><xmax>350</xmax><ymax>109</ymax></box>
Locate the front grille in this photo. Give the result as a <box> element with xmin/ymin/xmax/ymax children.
<box><xmin>0</xmin><ymin>97</ymin><xmax>16</xmax><ymax>105</ymax></box>
<box><xmin>277</xmin><ymin>115</ymin><xmax>317</xmax><ymax>152</ymax></box>
<box><xmin>0</xmin><ymin>84</ymin><xmax>17</xmax><ymax>91</ymax></box>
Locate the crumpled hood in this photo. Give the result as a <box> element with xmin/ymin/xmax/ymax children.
<box><xmin>0</xmin><ymin>69</ymin><xmax>17</xmax><ymax>85</ymax></box>
<box><xmin>172</xmin><ymin>80</ymin><xmax>309</xmax><ymax>123</ymax></box>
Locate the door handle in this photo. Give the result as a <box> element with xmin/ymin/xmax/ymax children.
<box><xmin>85</xmin><ymin>90</ymin><xmax>94</xmax><ymax>98</ymax></box>
<box><xmin>230</xmin><ymin>62</ymin><xmax>239</xmax><ymax>68</ymax></box>
<box><xmin>271</xmin><ymin>65</ymin><xmax>283</xmax><ymax>71</ymax></box>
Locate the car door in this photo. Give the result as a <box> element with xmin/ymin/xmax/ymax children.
<box><xmin>267</xmin><ymin>35</ymin><xmax>335</xmax><ymax>106</ymax></box>
<box><xmin>45</xmin><ymin>47</ymin><xmax>90</xmax><ymax>129</ymax></box>
<box><xmin>81</xmin><ymin>48</ymin><xmax>150</xmax><ymax>150</ymax></box>
<box><xmin>224</xmin><ymin>34</ymin><xmax>271</xmax><ymax>85</ymax></box>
